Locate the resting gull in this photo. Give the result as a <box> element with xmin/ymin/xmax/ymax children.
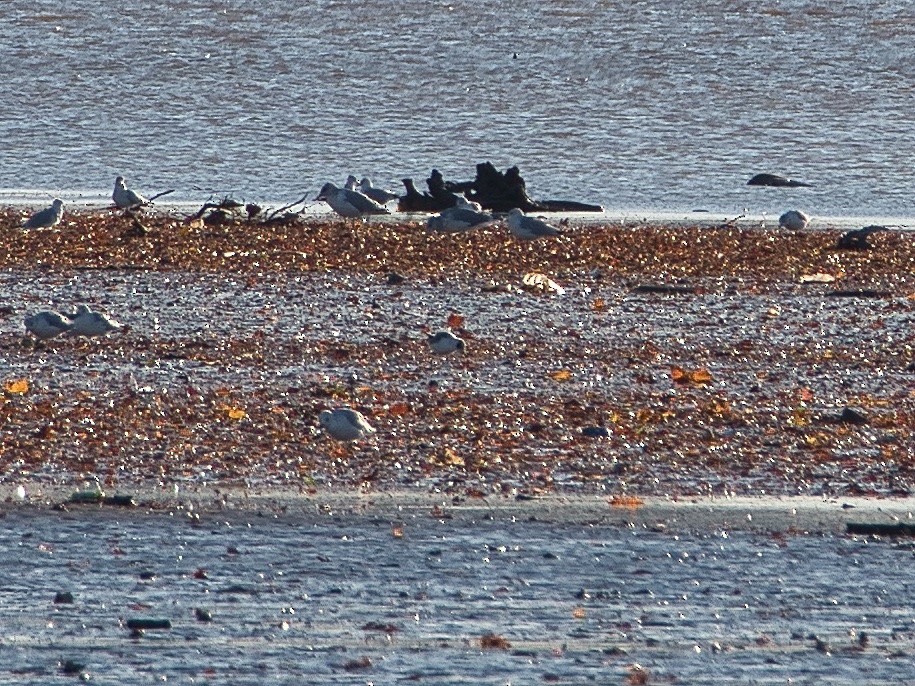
<box><xmin>316</xmin><ymin>182</ymin><xmax>391</xmax><ymax>220</ymax></box>
<box><xmin>112</xmin><ymin>176</ymin><xmax>148</xmax><ymax>209</ymax></box>
<box><xmin>778</xmin><ymin>209</ymin><xmax>810</xmax><ymax>230</ymax></box>
<box><xmin>427</xmin><ymin>204</ymin><xmax>494</xmax><ymax>233</ymax></box>
<box><xmin>427</xmin><ymin>330</ymin><xmax>466</xmax><ymax>354</ymax></box>
<box><xmin>319</xmin><ymin>407</ymin><xmax>376</xmax><ymax>442</ymax></box>
<box><xmin>359</xmin><ymin>177</ymin><xmax>400</xmax><ymax>204</ymax></box>
<box><xmin>70</xmin><ymin>304</ymin><xmax>123</xmax><ymax>337</ymax></box>
<box><xmin>23</xmin><ymin>199</ymin><xmax>64</xmax><ymax>229</ymax></box>
<box><xmin>24</xmin><ymin>310</ymin><xmax>74</xmax><ymax>340</ymax></box>
<box><xmin>506</xmin><ymin>207</ymin><xmax>562</xmax><ymax>240</ymax></box>
<box><xmin>344</xmin><ymin>175</ymin><xmax>359</xmax><ymax>191</ymax></box>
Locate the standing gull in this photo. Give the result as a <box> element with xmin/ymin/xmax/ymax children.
<box><xmin>112</xmin><ymin>176</ymin><xmax>148</xmax><ymax>209</ymax></box>
<box><xmin>506</xmin><ymin>207</ymin><xmax>562</xmax><ymax>240</ymax></box>
<box><xmin>23</xmin><ymin>199</ymin><xmax>64</xmax><ymax>229</ymax></box>
<box><xmin>319</xmin><ymin>407</ymin><xmax>376</xmax><ymax>442</ymax></box>
<box><xmin>778</xmin><ymin>210</ymin><xmax>810</xmax><ymax>230</ymax></box>
<box><xmin>24</xmin><ymin>310</ymin><xmax>74</xmax><ymax>340</ymax></box>
<box><xmin>316</xmin><ymin>182</ymin><xmax>391</xmax><ymax>220</ymax></box>
<box><xmin>70</xmin><ymin>304</ymin><xmax>123</xmax><ymax>337</ymax></box>
<box><xmin>359</xmin><ymin>177</ymin><xmax>400</xmax><ymax>204</ymax></box>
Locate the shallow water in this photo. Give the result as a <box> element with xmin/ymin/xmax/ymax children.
<box><xmin>2</xmin><ymin>502</ymin><xmax>914</xmax><ymax>684</ymax></box>
<box><xmin>4</xmin><ymin>0</ymin><xmax>915</xmax><ymax>218</ymax></box>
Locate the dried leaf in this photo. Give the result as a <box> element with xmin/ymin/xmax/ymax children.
<box><xmin>548</xmin><ymin>369</ymin><xmax>573</xmax><ymax>382</ymax></box>
<box><xmin>447</xmin><ymin>312</ymin><xmax>465</xmax><ymax>329</ymax></box>
<box><xmin>670</xmin><ymin>366</ymin><xmax>713</xmax><ymax>385</ymax></box>
<box><xmin>592</xmin><ymin>297</ymin><xmax>606</xmax><ymax>312</ymax></box>
<box><xmin>572</xmin><ymin>607</ymin><xmax>586</xmax><ymax>619</ymax></box>
<box><xmin>4</xmin><ymin>379</ymin><xmax>29</xmax><ymax>394</ymax></box>
<box><xmin>224</xmin><ymin>406</ymin><xmax>246</xmax><ymax>420</ymax></box>
<box><xmin>388</xmin><ymin>401</ymin><xmax>410</xmax><ymax>417</ymax></box>
<box><xmin>609</xmin><ymin>495</ymin><xmax>645</xmax><ymax>509</ymax></box>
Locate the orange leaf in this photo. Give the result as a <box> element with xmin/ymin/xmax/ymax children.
<box><xmin>572</xmin><ymin>607</ymin><xmax>586</xmax><ymax>619</ymax></box>
<box><xmin>548</xmin><ymin>369</ymin><xmax>573</xmax><ymax>382</ymax></box>
<box><xmin>5</xmin><ymin>379</ymin><xmax>29</xmax><ymax>394</ymax></box>
<box><xmin>388</xmin><ymin>401</ymin><xmax>410</xmax><ymax>416</ymax></box>
<box><xmin>225</xmin><ymin>406</ymin><xmax>246</xmax><ymax>420</ymax></box>
<box><xmin>609</xmin><ymin>495</ymin><xmax>645</xmax><ymax>509</ymax></box>
<box><xmin>447</xmin><ymin>312</ymin><xmax>465</xmax><ymax>329</ymax></box>
<box><xmin>591</xmin><ymin>297</ymin><xmax>606</xmax><ymax>312</ymax></box>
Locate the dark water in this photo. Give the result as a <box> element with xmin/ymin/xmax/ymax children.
<box><xmin>3</xmin><ymin>0</ymin><xmax>915</xmax><ymax>219</ymax></box>
<box><xmin>2</xmin><ymin>502</ymin><xmax>914</xmax><ymax>684</ymax></box>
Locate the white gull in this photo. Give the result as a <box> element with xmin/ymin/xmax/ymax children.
<box><xmin>112</xmin><ymin>176</ymin><xmax>149</xmax><ymax>209</ymax></box>
<box><xmin>316</xmin><ymin>182</ymin><xmax>391</xmax><ymax>219</ymax></box>
<box><xmin>506</xmin><ymin>207</ymin><xmax>562</xmax><ymax>240</ymax></box>
<box><xmin>319</xmin><ymin>407</ymin><xmax>376</xmax><ymax>441</ymax></box>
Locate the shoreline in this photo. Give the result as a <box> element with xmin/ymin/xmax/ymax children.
<box><xmin>3</xmin><ymin>194</ymin><xmax>915</xmax><ymax>232</ymax></box>
<box><xmin>4</xmin><ymin>484</ymin><xmax>915</xmax><ymax>535</ymax></box>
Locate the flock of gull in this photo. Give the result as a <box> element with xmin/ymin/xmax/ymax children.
<box><xmin>17</xmin><ymin>174</ymin><xmax>821</xmax><ymax>444</ymax></box>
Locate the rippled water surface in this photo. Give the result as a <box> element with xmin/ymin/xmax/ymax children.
<box><xmin>2</xmin><ymin>502</ymin><xmax>915</xmax><ymax>684</ymax></box>
<box><xmin>4</xmin><ymin>0</ymin><xmax>915</xmax><ymax>217</ymax></box>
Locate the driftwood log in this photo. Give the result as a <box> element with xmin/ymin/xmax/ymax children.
<box><xmin>398</xmin><ymin>163</ymin><xmax>603</xmax><ymax>213</ymax></box>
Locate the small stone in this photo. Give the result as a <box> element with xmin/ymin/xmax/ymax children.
<box><xmin>54</xmin><ymin>591</ymin><xmax>75</xmax><ymax>604</ymax></box>
<box><xmin>581</xmin><ymin>425</ymin><xmax>611</xmax><ymax>438</ymax></box>
<box><xmin>840</xmin><ymin>407</ymin><xmax>868</xmax><ymax>425</ymax></box>
<box><xmin>195</xmin><ymin>608</ymin><xmax>213</xmax><ymax>622</ymax></box>
<box><xmin>385</xmin><ymin>271</ymin><xmax>407</xmax><ymax>285</ymax></box>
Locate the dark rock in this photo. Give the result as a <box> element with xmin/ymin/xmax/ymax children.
<box><xmin>125</xmin><ymin>617</ymin><xmax>172</xmax><ymax>630</ymax></box>
<box><xmin>385</xmin><ymin>271</ymin><xmax>407</xmax><ymax>286</ymax></box>
<box><xmin>836</xmin><ymin>225</ymin><xmax>886</xmax><ymax>250</ymax></box>
<box><xmin>54</xmin><ymin>591</ymin><xmax>75</xmax><ymax>604</ymax></box>
<box><xmin>747</xmin><ymin>173</ymin><xmax>812</xmax><ymax>187</ymax></box>
<box><xmin>581</xmin><ymin>426</ymin><xmax>611</xmax><ymax>438</ymax></box>
<box><xmin>839</xmin><ymin>407</ymin><xmax>868</xmax><ymax>425</ymax></box>
<box><xmin>194</xmin><ymin>608</ymin><xmax>213</xmax><ymax>622</ymax></box>
<box><xmin>633</xmin><ymin>284</ymin><xmax>697</xmax><ymax>295</ymax></box>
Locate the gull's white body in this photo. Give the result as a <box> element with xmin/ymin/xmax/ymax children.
<box><xmin>427</xmin><ymin>330</ymin><xmax>466</xmax><ymax>354</ymax></box>
<box><xmin>24</xmin><ymin>310</ymin><xmax>74</xmax><ymax>340</ymax></box>
<box><xmin>113</xmin><ymin>176</ymin><xmax>148</xmax><ymax>209</ymax></box>
<box><xmin>70</xmin><ymin>304</ymin><xmax>123</xmax><ymax>337</ymax></box>
<box><xmin>779</xmin><ymin>209</ymin><xmax>810</xmax><ymax>230</ymax></box>
<box><xmin>506</xmin><ymin>207</ymin><xmax>562</xmax><ymax>240</ymax></box>
<box><xmin>316</xmin><ymin>182</ymin><xmax>391</xmax><ymax>219</ymax></box>
<box><xmin>427</xmin><ymin>205</ymin><xmax>493</xmax><ymax>233</ymax></box>
<box><xmin>319</xmin><ymin>408</ymin><xmax>376</xmax><ymax>441</ymax></box>
<box><xmin>359</xmin><ymin>177</ymin><xmax>399</xmax><ymax>204</ymax></box>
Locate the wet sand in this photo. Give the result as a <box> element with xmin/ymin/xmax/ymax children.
<box><xmin>1</xmin><ymin>207</ymin><xmax>914</xmax><ymax>499</ymax></box>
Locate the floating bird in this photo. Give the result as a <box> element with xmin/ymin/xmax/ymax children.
<box><xmin>24</xmin><ymin>310</ymin><xmax>74</xmax><ymax>340</ymax></box>
<box><xmin>318</xmin><ymin>407</ymin><xmax>376</xmax><ymax>442</ymax></box>
<box><xmin>23</xmin><ymin>198</ymin><xmax>64</xmax><ymax>229</ymax></box>
<box><xmin>837</xmin><ymin>225</ymin><xmax>886</xmax><ymax>250</ymax></box>
<box><xmin>359</xmin><ymin>177</ymin><xmax>400</xmax><ymax>204</ymax></box>
<box><xmin>506</xmin><ymin>207</ymin><xmax>562</xmax><ymax>240</ymax></box>
<box><xmin>427</xmin><ymin>204</ymin><xmax>494</xmax><ymax>233</ymax></box>
<box><xmin>747</xmin><ymin>173</ymin><xmax>812</xmax><ymax>188</ymax></box>
<box><xmin>315</xmin><ymin>182</ymin><xmax>391</xmax><ymax>220</ymax></box>
<box><xmin>427</xmin><ymin>330</ymin><xmax>466</xmax><ymax>354</ymax></box>
<box><xmin>70</xmin><ymin>304</ymin><xmax>123</xmax><ymax>337</ymax></box>
<box><xmin>112</xmin><ymin>176</ymin><xmax>148</xmax><ymax>209</ymax></box>
<box><xmin>778</xmin><ymin>210</ymin><xmax>810</xmax><ymax>230</ymax></box>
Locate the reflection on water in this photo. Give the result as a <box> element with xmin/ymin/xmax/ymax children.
<box><xmin>3</xmin><ymin>0</ymin><xmax>915</xmax><ymax>217</ymax></box>
<box><xmin>2</xmin><ymin>502</ymin><xmax>913</xmax><ymax>683</ymax></box>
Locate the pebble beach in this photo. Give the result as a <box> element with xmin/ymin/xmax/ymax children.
<box><xmin>1</xmin><ymin>207</ymin><xmax>913</xmax><ymax>498</ymax></box>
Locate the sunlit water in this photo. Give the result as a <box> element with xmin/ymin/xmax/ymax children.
<box><xmin>2</xmin><ymin>503</ymin><xmax>914</xmax><ymax>684</ymax></box>
<box><xmin>4</xmin><ymin>0</ymin><xmax>915</xmax><ymax>219</ymax></box>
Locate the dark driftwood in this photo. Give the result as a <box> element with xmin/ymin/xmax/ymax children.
<box><xmin>399</xmin><ymin>163</ymin><xmax>603</xmax><ymax>213</ymax></box>
<box><xmin>747</xmin><ymin>173</ymin><xmax>812</xmax><ymax>188</ymax></box>
<box><xmin>847</xmin><ymin>522</ymin><xmax>915</xmax><ymax>537</ymax></box>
